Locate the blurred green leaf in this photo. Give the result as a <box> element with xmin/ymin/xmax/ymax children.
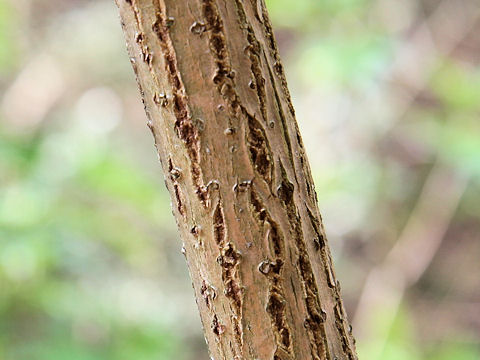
<box><xmin>431</xmin><ymin>62</ymin><xmax>480</xmax><ymax>112</ymax></box>
<box><xmin>0</xmin><ymin>1</ymin><xmax>19</xmax><ymax>74</ymax></box>
<box><xmin>266</xmin><ymin>0</ymin><xmax>370</xmax><ymax>29</ymax></box>
<box><xmin>297</xmin><ymin>34</ymin><xmax>392</xmax><ymax>86</ymax></box>
<box><xmin>426</xmin><ymin>341</ymin><xmax>480</xmax><ymax>360</ymax></box>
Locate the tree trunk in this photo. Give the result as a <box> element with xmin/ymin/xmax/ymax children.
<box><xmin>115</xmin><ymin>1</ymin><xmax>357</xmax><ymax>359</ymax></box>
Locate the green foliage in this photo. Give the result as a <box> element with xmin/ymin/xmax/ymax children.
<box><xmin>0</xmin><ymin>1</ymin><xmax>19</xmax><ymax>75</ymax></box>
<box><xmin>426</xmin><ymin>342</ymin><xmax>480</xmax><ymax>360</ymax></box>
<box><xmin>431</xmin><ymin>61</ymin><xmax>480</xmax><ymax>112</ymax></box>
<box><xmin>266</xmin><ymin>0</ymin><xmax>371</xmax><ymax>30</ymax></box>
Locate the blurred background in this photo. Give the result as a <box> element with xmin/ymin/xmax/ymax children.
<box><xmin>1</xmin><ymin>0</ymin><xmax>479</xmax><ymax>359</ymax></box>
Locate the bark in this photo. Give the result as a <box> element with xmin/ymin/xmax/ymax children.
<box><xmin>114</xmin><ymin>1</ymin><xmax>357</xmax><ymax>359</ymax></box>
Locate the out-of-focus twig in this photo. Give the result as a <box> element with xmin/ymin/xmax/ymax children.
<box><xmin>353</xmin><ymin>162</ymin><xmax>468</xmax><ymax>357</ymax></box>
<box><xmin>375</xmin><ymin>0</ymin><xmax>480</xmax><ymax>128</ymax></box>
<box><xmin>351</xmin><ymin>3</ymin><xmax>478</xmax><ymax>355</ymax></box>
<box><xmin>1</xmin><ymin>54</ymin><xmax>64</xmax><ymax>129</ymax></box>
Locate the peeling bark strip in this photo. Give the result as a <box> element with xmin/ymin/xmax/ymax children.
<box><xmin>115</xmin><ymin>0</ymin><xmax>357</xmax><ymax>359</ymax></box>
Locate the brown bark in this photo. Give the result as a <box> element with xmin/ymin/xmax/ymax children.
<box><xmin>114</xmin><ymin>1</ymin><xmax>357</xmax><ymax>359</ymax></box>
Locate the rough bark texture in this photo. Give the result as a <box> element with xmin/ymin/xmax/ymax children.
<box><xmin>115</xmin><ymin>1</ymin><xmax>358</xmax><ymax>359</ymax></box>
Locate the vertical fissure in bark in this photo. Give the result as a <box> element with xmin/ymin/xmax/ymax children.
<box><xmin>150</xmin><ymin>0</ymin><xmax>209</xmax><ymax>205</ymax></box>
<box><xmin>306</xmin><ymin>205</ymin><xmax>356</xmax><ymax>360</ymax></box>
<box><xmin>201</xmin><ymin>279</ymin><xmax>217</xmax><ymax>310</ymax></box>
<box><xmin>168</xmin><ymin>157</ymin><xmax>186</xmax><ymax>216</ymax></box>
<box><xmin>213</xmin><ymin>201</ymin><xmax>244</xmax><ymax>357</ymax></box>
<box><xmin>201</xmin><ymin>276</ymin><xmax>228</xmax><ymax>360</ymax></box>
<box><xmin>265</xmin><ymin>61</ymin><xmax>298</xmax><ymax>185</ymax></box>
<box><xmin>234</xmin><ymin>0</ymin><xmax>268</xmax><ymax>123</ymax></box>
<box><xmin>202</xmin><ymin>0</ymin><xmax>241</xmax><ymax>112</ymax></box>
<box><xmin>246</xmin><ymin>113</ymin><xmax>273</xmax><ymax>186</ymax></box>
<box><xmin>334</xmin><ymin>303</ymin><xmax>356</xmax><ymax>360</ymax></box>
<box><xmin>306</xmin><ymin>206</ymin><xmax>335</xmax><ymax>288</ymax></box>
<box><xmin>277</xmin><ymin>162</ymin><xmax>330</xmax><ymax>360</ymax></box>
<box><xmin>250</xmin><ymin>187</ymin><xmax>294</xmax><ymax>358</ymax></box>
<box><xmin>258</xmin><ymin>1</ymin><xmax>296</xmax><ymax>118</ymax></box>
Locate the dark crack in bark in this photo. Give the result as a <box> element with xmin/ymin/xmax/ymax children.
<box><xmin>213</xmin><ymin>201</ymin><xmax>244</xmax><ymax>357</ymax></box>
<box><xmin>151</xmin><ymin>0</ymin><xmax>209</xmax><ymax>206</ymax></box>
<box><xmin>250</xmin><ymin>187</ymin><xmax>294</xmax><ymax>358</ymax></box>
<box><xmin>277</xmin><ymin>162</ymin><xmax>330</xmax><ymax>360</ymax></box>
